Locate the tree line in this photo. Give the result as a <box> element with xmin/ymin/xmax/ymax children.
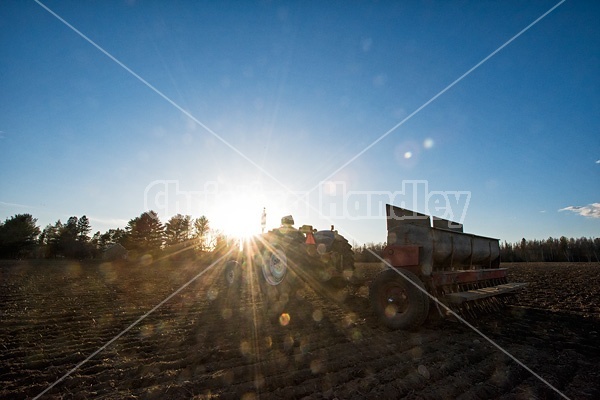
<box><xmin>0</xmin><ymin>212</ymin><xmax>225</xmax><ymax>260</ymax></box>
<box><xmin>353</xmin><ymin>237</ymin><xmax>600</xmax><ymax>263</ymax></box>
<box><xmin>353</xmin><ymin>242</ymin><xmax>388</xmax><ymax>263</ymax></box>
<box><xmin>1</xmin><ymin>212</ymin><xmax>598</xmax><ymax>263</ymax></box>
<box><xmin>500</xmin><ymin>237</ymin><xmax>600</xmax><ymax>263</ymax></box>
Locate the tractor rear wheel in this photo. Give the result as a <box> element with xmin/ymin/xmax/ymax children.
<box><xmin>370</xmin><ymin>268</ymin><xmax>430</xmax><ymax>330</ymax></box>
<box><xmin>331</xmin><ymin>234</ymin><xmax>355</xmax><ymax>283</ymax></box>
<box><xmin>318</xmin><ymin>235</ymin><xmax>355</xmax><ymax>286</ymax></box>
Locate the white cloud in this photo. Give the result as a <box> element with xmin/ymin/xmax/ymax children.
<box><xmin>559</xmin><ymin>203</ymin><xmax>600</xmax><ymax>218</ymax></box>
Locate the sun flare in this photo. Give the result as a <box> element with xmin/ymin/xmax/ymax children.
<box><xmin>210</xmin><ymin>194</ymin><xmax>285</xmax><ymax>240</ymax></box>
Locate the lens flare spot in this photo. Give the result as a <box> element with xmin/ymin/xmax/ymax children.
<box><xmin>264</xmin><ymin>336</ymin><xmax>272</xmax><ymax>348</ymax></box>
<box><xmin>67</xmin><ymin>262</ymin><xmax>82</xmax><ymax>277</ymax></box>
<box><xmin>141</xmin><ymin>281</ymin><xmax>155</xmax><ymax>293</ymax></box>
<box><xmin>358</xmin><ymin>285</ymin><xmax>369</xmax><ymax>297</ymax></box>
<box><xmin>156</xmin><ymin>321</ymin><xmax>168</xmax><ymax>333</ymax></box>
<box><xmin>99</xmin><ymin>262</ymin><xmax>117</xmax><ymax>283</ymax></box>
<box><xmin>317</xmin><ymin>243</ymin><xmax>327</xmax><ymax>255</ymax></box>
<box><xmin>254</xmin><ymin>373</ymin><xmax>265</xmax><ymax>389</ymax></box>
<box><xmin>342</xmin><ymin>269</ymin><xmax>354</xmax><ymax>280</ymax></box>
<box><xmin>221</xmin><ymin>308</ymin><xmax>232</xmax><ymax>320</ymax></box>
<box><xmin>418</xmin><ymin>364</ymin><xmax>430</xmax><ymax>379</ymax></box>
<box><xmin>279</xmin><ymin>313</ymin><xmax>291</xmax><ymax>326</ymax></box>
<box><xmin>207</xmin><ymin>287</ymin><xmax>219</xmax><ymax>301</ymax></box>
<box><xmin>321</xmin><ymin>180</ymin><xmax>344</xmax><ymax>196</ymax></box>
<box><xmin>312</xmin><ymin>309</ymin><xmax>323</xmax><ymax>322</ymax></box>
<box><xmin>240</xmin><ymin>341</ymin><xmax>251</xmax><ymax>356</ymax></box>
<box><xmin>410</xmin><ymin>346</ymin><xmax>423</xmax><ymax>360</ymax></box>
<box><xmin>283</xmin><ymin>334</ymin><xmax>294</xmax><ymax>351</ymax></box>
<box><xmin>394</xmin><ymin>141</ymin><xmax>419</xmax><ymax>168</ymax></box>
<box><xmin>139</xmin><ymin>324</ymin><xmax>154</xmax><ymax>338</ymax></box>
<box><xmin>351</xmin><ymin>328</ymin><xmax>363</xmax><ymax>341</ymax></box>
<box><xmin>140</xmin><ymin>253</ymin><xmax>153</xmax><ymax>266</ymax></box>
<box><xmin>241</xmin><ymin>392</ymin><xmax>257</xmax><ymax>400</ymax></box>
<box><xmin>384</xmin><ymin>304</ymin><xmax>398</xmax><ymax>318</ymax></box>
<box><xmin>423</xmin><ymin>138</ymin><xmax>434</xmax><ymax>149</ymax></box>
<box><xmin>310</xmin><ymin>359</ymin><xmax>323</xmax><ymax>374</ymax></box>
<box><xmin>344</xmin><ymin>312</ymin><xmax>357</xmax><ymax>327</ymax></box>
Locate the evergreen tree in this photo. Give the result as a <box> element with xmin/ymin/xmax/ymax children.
<box><xmin>165</xmin><ymin>214</ymin><xmax>192</xmax><ymax>246</ymax></box>
<box><xmin>77</xmin><ymin>215</ymin><xmax>92</xmax><ymax>243</ymax></box>
<box><xmin>42</xmin><ymin>220</ymin><xmax>62</xmax><ymax>258</ymax></box>
<box><xmin>126</xmin><ymin>211</ymin><xmax>164</xmax><ymax>255</ymax></box>
<box><xmin>0</xmin><ymin>214</ymin><xmax>40</xmax><ymax>258</ymax></box>
<box><xmin>193</xmin><ymin>215</ymin><xmax>210</xmax><ymax>252</ymax></box>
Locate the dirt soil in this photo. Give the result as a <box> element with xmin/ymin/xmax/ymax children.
<box><xmin>1</xmin><ymin>259</ymin><xmax>599</xmax><ymax>399</ymax></box>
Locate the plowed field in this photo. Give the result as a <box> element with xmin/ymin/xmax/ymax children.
<box><xmin>1</xmin><ymin>260</ymin><xmax>599</xmax><ymax>399</ymax></box>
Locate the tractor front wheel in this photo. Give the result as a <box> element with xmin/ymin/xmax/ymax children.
<box><xmin>261</xmin><ymin>245</ymin><xmax>288</xmax><ymax>286</ymax></box>
<box><xmin>223</xmin><ymin>260</ymin><xmax>241</xmax><ymax>288</ymax></box>
<box><xmin>257</xmin><ymin>244</ymin><xmax>297</xmax><ymax>319</ymax></box>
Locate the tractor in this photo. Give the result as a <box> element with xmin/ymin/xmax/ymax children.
<box><xmin>222</xmin><ymin>214</ymin><xmax>354</xmax><ymax>300</ymax></box>
<box><xmin>222</xmin><ymin>205</ymin><xmax>526</xmax><ymax>330</ymax></box>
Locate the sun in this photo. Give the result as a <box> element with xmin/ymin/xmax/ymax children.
<box><xmin>210</xmin><ymin>194</ymin><xmax>285</xmax><ymax>240</ymax></box>
<box><xmin>214</xmin><ymin>206</ymin><xmax>262</xmax><ymax>239</ymax></box>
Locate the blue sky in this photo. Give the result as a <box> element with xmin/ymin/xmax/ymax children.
<box><xmin>1</xmin><ymin>0</ymin><xmax>598</xmax><ymax>245</ymax></box>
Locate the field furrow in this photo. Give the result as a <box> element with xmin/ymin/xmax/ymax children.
<box><xmin>1</xmin><ymin>260</ymin><xmax>599</xmax><ymax>399</ymax></box>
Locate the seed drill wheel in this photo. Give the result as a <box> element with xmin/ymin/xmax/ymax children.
<box><xmin>370</xmin><ymin>269</ymin><xmax>430</xmax><ymax>330</ymax></box>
